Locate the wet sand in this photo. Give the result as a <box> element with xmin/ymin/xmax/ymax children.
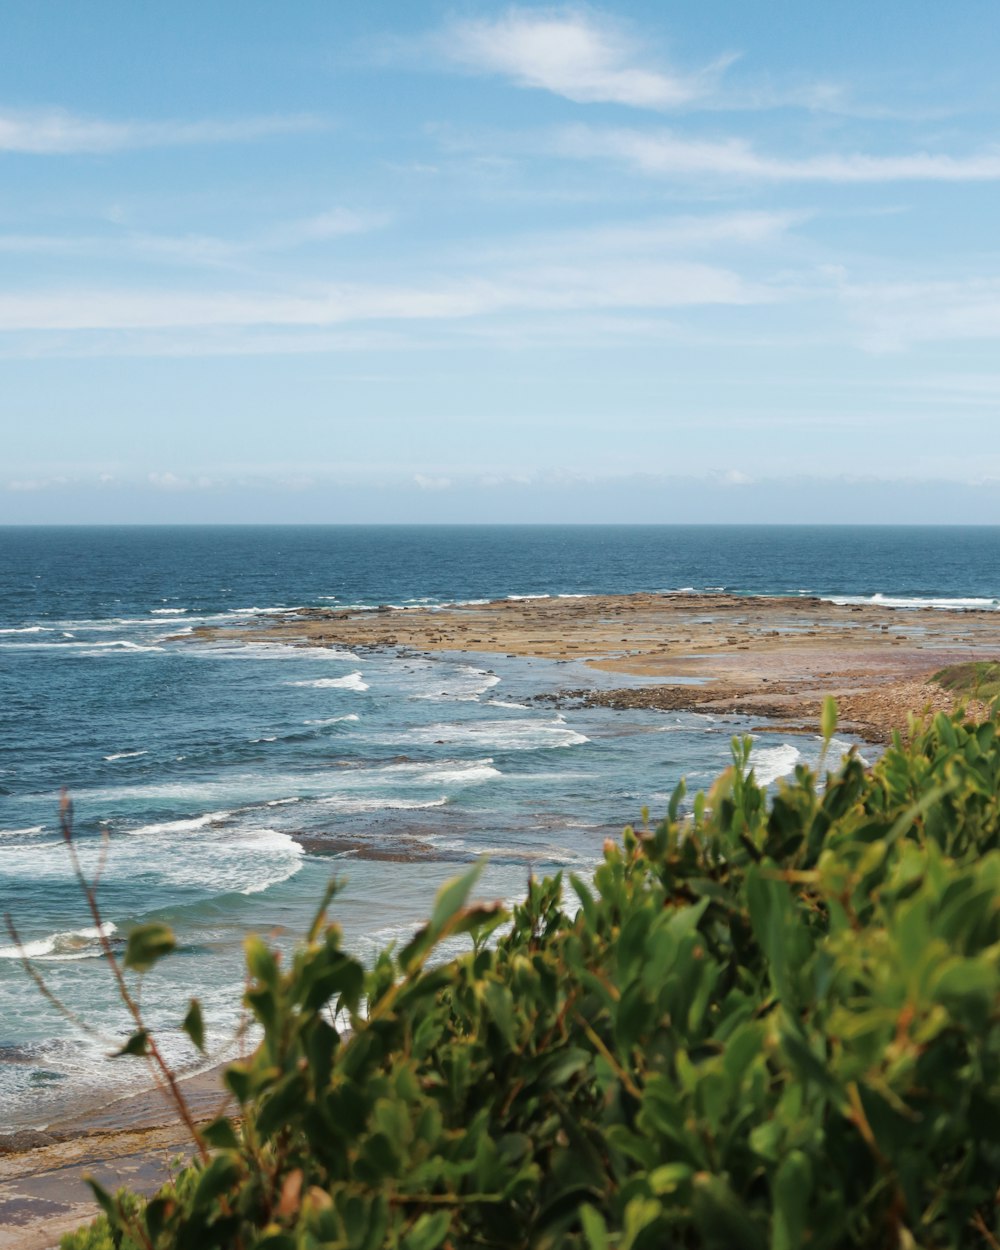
<box><xmin>185</xmin><ymin>592</ymin><xmax>1000</xmax><ymax>742</ymax></box>
<box><xmin>0</xmin><ymin>1066</ymin><xmax>232</xmax><ymax>1250</ymax></box>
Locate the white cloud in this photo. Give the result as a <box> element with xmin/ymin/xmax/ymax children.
<box><xmin>553</xmin><ymin>125</ymin><xmax>1000</xmax><ymax>182</ymax></box>
<box><xmin>439</xmin><ymin>9</ymin><xmax>727</xmax><ymax>108</ymax></box>
<box><xmin>0</xmin><ymin>259</ymin><xmax>767</xmax><ymax>334</ymax></box>
<box><xmin>840</xmin><ymin>278</ymin><xmax>1000</xmax><ymax>351</ymax></box>
<box><xmin>0</xmin><ymin>209</ymin><xmax>389</xmax><ymax>269</ymax></box>
<box><xmin>0</xmin><ymin>109</ymin><xmax>327</xmax><ymax>154</ymax></box>
<box><xmin>413</xmin><ymin>474</ymin><xmax>452</xmax><ymax>490</ymax></box>
<box><xmin>148</xmin><ymin>472</ymin><xmax>189</xmax><ymax>490</ymax></box>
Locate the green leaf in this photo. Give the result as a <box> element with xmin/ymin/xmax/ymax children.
<box><xmin>820</xmin><ymin>695</ymin><xmax>838</xmax><ymax>743</ymax></box>
<box><xmin>83</xmin><ymin>1175</ymin><xmax>119</xmax><ymax>1224</ymax></box>
<box><xmin>144</xmin><ymin>1195</ymin><xmax>174</xmax><ymax>1243</ymax></box>
<box><xmin>580</xmin><ymin>1204</ymin><xmax>609</xmax><ymax>1250</ymax></box>
<box><xmin>182</xmin><ymin>997</ymin><xmax>205</xmax><ymax>1051</ymax></box>
<box><xmin>123</xmin><ymin>922</ymin><xmax>175</xmax><ymax>973</ymax></box>
<box><xmin>401</xmin><ymin>1210</ymin><xmax>452</xmax><ymax>1250</ymax></box>
<box><xmin>112</xmin><ymin>1028</ymin><xmax>149</xmax><ymax>1058</ymax></box>
<box><xmin>771</xmin><ymin>1150</ymin><xmax>812</xmax><ymax>1250</ymax></box>
<box><xmin>245</xmin><ymin>934</ymin><xmax>280</xmax><ymax>987</ymax></box>
<box><xmin>430</xmin><ymin>859</ymin><xmax>485</xmax><ymax>937</ymax></box>
<box><xmin>191</xmin><ymin>1152</ymin><xmax>242</xmax><ymax>1210</ymax></box>
<box><xmin>202</xmin><ymin>1115</ymin><xmax>240</xmax><ymax>1150</ymax></box>
<box><xmin>484</xmin><ymin>980</ymin><xmax>517</xmax><ymax>1047</ymax></box>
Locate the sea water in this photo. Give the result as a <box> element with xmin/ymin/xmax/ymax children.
<box><xmin>1</xmin><ymin>524</ymin><xmax>998</xmax><ymax>1128</ymax></box>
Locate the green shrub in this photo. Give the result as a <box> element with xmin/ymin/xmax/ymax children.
<box><xmin>65</xmin><ymin>707</ymin><xmax>1000</xmax><ymax>1249</ymax></box>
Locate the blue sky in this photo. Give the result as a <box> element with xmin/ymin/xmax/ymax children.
<box><xmin>3</xmin><ymin>1</ymin><xmax>1000</xmax><ymax>522</ymax></box>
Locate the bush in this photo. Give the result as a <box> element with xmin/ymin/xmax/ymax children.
<box><xmin>66</xmin><ymin>707</ymin><xmax>1000</xmax><ymax>1249</ymax></box>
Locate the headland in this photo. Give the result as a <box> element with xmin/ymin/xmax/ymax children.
<box><xmin>180</xmin><ymin>591</ymin><xmax>1000</xmax><ymax>743</ymax></box>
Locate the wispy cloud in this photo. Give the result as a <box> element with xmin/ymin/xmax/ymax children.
<box><xmin>0</xmin><ymin>108</ymin><xmax>328</xmax><ymax>154</ymax></box>
<box><xmin>0</xmin><ymin>209</ymin><xmax>389</xmax><ymax>268</ymax></box>
<box><xmin>553</xmin><ymin>125</ymin><xmax>1000</xmax><ymax>182</ymax></box>
<box><xmin>0</xmin><ymin>259</ymin><xmax>768</xmax><ymax>334</ymax></box>
<box><xmin>436</xmin><ymin>8</ymin><xmax>730</xmax><ymax>108</ymax></box>
<box><xmin>841</xmin><ymin>278</ymin><xmax>1000</xmax><ymax>351</ymax></box>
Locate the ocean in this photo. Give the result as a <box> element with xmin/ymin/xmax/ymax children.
<box><xmin>2</xmin><ymin>524</ymin><xmax>999</xmax><ymax>1129</ymax></box>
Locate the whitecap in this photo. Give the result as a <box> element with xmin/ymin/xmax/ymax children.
<box><xmin>85</xmin><ymin>640</ymin><xmax>164</xmax><ymax>653</ymax></box>
<box><xmin>750</xmin><ymin>743</ymin><xmax>802</xmax><ymax>785</ymax></box>
<box><xmin>411</xmin><ymin>669</ymin><xmax>501</xmax><ymax>702</ymax></box>
<box><xmin>103</xmin><ymin>750</ymin><xmax>148</xmax><ymax>762</ymax></box>
<box><xmin>0</xmin><ymin>625</ymin><xmax>51</xmax><ymax>635</ymax></box>
<box><xmin>373</xmin><ymin>720</ymin><xmax>589</xmax><ymax>751</ymax></box>
<box><xmin>317</xmin><ymin>796</ymin><xmax>450</xmax><ymax>813</ymax></box>
<box><xmin>131</xmin><ymin>810</ymin><xmax>233</xmax><ymax>836</ymax></box>
<box><xmin>825</xmin><ymin>593</ymin><xmax>999</xmax><ymax>611</ymax></box>
<box><xmin>0</xmin><ymin>922</ymin><xmax>117</xmax><ymax>962</ymax></box>
<box><xmin>287</xmin><ymin>672</ymin><xmax>369</xmax><ymax>691</ymax></box>
<box><xmin>303</xmin><ymin>714</ymin><xmax>361</xmax><ymax>725</ymax></box>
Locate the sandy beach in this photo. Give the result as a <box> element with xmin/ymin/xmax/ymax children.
<box><xmin>184</xmin><ymin>592</ymin><xmax>1000</xmax><ymax>742</ymax></box>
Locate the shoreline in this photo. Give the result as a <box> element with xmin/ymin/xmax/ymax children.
<box><xmin>181</xmin><ymin>591</ymin><xmax>1000</xmax><ymax>742</ymax></box>
<box><xmin>0</xmin><ymin>1063</ymin><xmax>232</xmax><ymax>1249</ymax></box>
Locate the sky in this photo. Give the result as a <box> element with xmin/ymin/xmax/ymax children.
<box><xmin>3</xmin><ymin>0</ymin><xmax>1000</xmax><ymax>523</ymax></box>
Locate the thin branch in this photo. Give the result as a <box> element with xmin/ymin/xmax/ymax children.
<box><xmin>58</xmin><ymin>791</ymin><xmax>209</xmax><ymax>1161</ymax></box>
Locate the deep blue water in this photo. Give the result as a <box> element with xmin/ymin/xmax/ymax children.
<box><xmin>1</xmin><ymin>525</ymin><xmax>998</xmax><ymax>1128</ymax></box>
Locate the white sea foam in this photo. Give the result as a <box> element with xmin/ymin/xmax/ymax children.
<box><xmin>0</xmin><ymin>825</ymin><xmax>45</xmax><ymax>840</ymax></box>
<box><xmin>750</xmin><ymin>744</ymin><xmax>802</xmax><ymax>785</ymax></box>
<box><xmin>85</xmin><ymin>640</ymin><xmax>164</xmax><ymax>652</ymax></box>
<box><xmin>287</xmin><ymin>672</ymin><xmax>369</xmax><ymax>691</ymax></box>
<box><xmin>226</xmin><ymin>605</ymin><xmax>304</xmax><ymax>616</ymax></box>
<box><xmin>412</xmin><ymin>669</ymin><xmax>501</xmax><ymax>702</ymax></box>
<box><xmin>239</xmin><ymin>834</ymin><xmax>305</xmax><ymax>893</ymax></box>
<box><xmin>251</xmin><ymin>736</ymin><xmax>278</xmax><ymax>744</ymax></box>
<box><xmin>825</xmin><ymin>593</ymin><xmax>1000</xmax><ymax>611</ymax></box>
<box><xmin>132</xmin><ymin>810</ymin><xmax>234</xmax><ymax>836</ymax></box>
<box><xmin>373</xmin><ymin>719</ymin><xmax>589</xmax><ymax>751</ymax></box>
<box><xmin>419</xmin><ymin>764</ymin><xmax>501</xmax><ymax>785</ymax></box>
<box><xmin>303</xmin><ymin>713</ymin><xmax>361</xmax><ymax>725</ymax></box>
<box><xmin>151</xmin><ymin>608</ymin><xmax>187</xmax><ymax>615</ymax></box>
<box><xmin>0</xmin><ymin>922</ymin><xmax>117</xmax><ymax>962</ymax></box>
<box><xmin>0</xmin><ymin>625</ymin><xmax>51</xmax><ymax>634</ymax></box>
<box><xmin>507</xmin><ymin>593</ymin><xmax>551</xmax><ymax>601</ymax></box>
<box><xmin>317</xmin><ymin>796</ymin><xmax>450</xmax><ymax>813</ymax></box>
<box><xmin>103</xmin><ymin>750</ymin><xmax>148</xmax><ymax>762</ymax></box>
<box><xmin>485</xmin><ymin>700</ymin><xmax>531</xmax><ymax>710</ymax></box>
<box><xmin>1</xmin><ymin>815</ymin><xmax>303</xmax><ymax>899</ymax></box>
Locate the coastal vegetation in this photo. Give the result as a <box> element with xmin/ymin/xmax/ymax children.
<box><xmin>53</xmin><ymin>701</ymin><xmax>1000</xmax><ymax>1248</ymax></box>
<box><xmin>933</xmin><ymin>661</ymin><xmax>1000</xmax><ymax>704</ymax></box>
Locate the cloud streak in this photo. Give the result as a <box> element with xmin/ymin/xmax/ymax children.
<box><xmin>0</xmin><ymin>209</ymin><xmax>389</xmax><ymax>268</ymax></box>
<box><xmin>438</xmin><ymin>9</ymin><xmax>729</xmax><ymax>108</ymax></box>
<box><xmin>841</xmin><ymin>278</ymin><xmax>1000</xmax><ymax>351</ymax></box>
<box><xmin>0</xmin><ymin>259</ymin><xmax>768</xmax><ymax>334</ymax></box>
<box><xmin>0</xmin><ymin>108</ymin><xmax>328</xmax><ymax>154</ymax></box>
<box><xmin>553</xmin><ymin>125</ymin><xmax>1000</xmax><ymax>182</ymax></box>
